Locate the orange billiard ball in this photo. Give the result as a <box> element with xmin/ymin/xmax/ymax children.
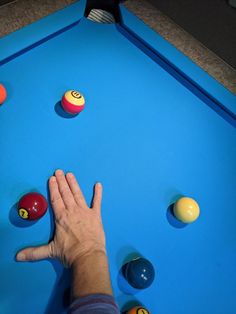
<box><xmin>0</xmin><ymin>84</ymin><xmax>7</xmax><ymax>105</ymax></box>
<box><xmin>61</xmin><ymin>90</ymin><xmax>85</xmax><ymax>114</ymax></box>
<box><xmin>127</xmin><ymin>306</ymin><xmax>150</xmax><ymax>314</ymax></box>
<box><xmin>17</xmin><ymin>192</ymin><xmax>48</xmax><ymax>221</ymax></box>
<box><xmin>173</xmin><ymin>197</ymin><xmax>200</xmax><ymax>223</ymax></box>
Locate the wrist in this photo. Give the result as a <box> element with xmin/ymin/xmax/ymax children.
<box><xmin>71</xmin><ymin>248</ymin><xmax>112</xmax><ymax>299</ymax></box>
<box><xmin>71</xmin><ymin>246</ymin><xmax>107</xmax><ymax>269</ymax></box>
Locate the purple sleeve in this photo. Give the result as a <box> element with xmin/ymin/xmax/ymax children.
<box><xmin>68</xmin><ymin>294</ymin><xmax>120</xmax><ymax>314</ymax></box>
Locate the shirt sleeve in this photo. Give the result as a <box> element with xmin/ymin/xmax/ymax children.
<box><xmin>68</xmin><ymin>294</ymin><xmax>120</xmax><ymax>314</ymax></box>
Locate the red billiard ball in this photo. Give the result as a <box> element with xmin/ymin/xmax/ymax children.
<box><xmin>61</xmin><ymin>90</ymin><xmax>85</xmax><ymax>114</ymax></box>
<box><xmin>17</xmin><ymin>192</ymin><xmax>48</xmax><ymax>220</ymax></box>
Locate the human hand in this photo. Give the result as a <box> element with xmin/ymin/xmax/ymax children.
<box><xmin>16</xmin><ymin>170</ymin><xmax>106</xmax><ymax>267</ymax></box>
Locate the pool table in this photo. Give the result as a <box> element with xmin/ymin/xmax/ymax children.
<box><xmin>0</xmin><ymin>1</ymin><xmax>236</xmax><ymax>313</ymax></box>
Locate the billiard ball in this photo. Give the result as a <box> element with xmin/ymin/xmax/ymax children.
<box><xmin>17</xmin><ymin>192</ymin><xmax>48</xmax><ymax>220</ymax></box>
<box><xmin>61</xmin><ymin>90</ymin><xmax>85</xmax><ymax>114</ymax></box>
<box><xmin>123</xmin><ymin>257</ymin><xmax>155</xmax><ymax>289</ymax></box>
<box><xmin>0</xmin><ymin>84</ymin><xmax>7</xmax><ymax>105</ymax></box>
<box><xmin>127</xmin><ymin>306</ymin><xmax>150</xmax><ymax>314</ymax></box>
<box><xmin>173</xmin><ymin>197</ymin><xmax>200</xmax><ymax>223</ymax></box>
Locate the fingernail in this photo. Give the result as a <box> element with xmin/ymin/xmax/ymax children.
<box><xmin>50</xmin><ymin>176</ymin><xmax>56</xmax><ymax>182</ymax></box>
<box><xmin>56</xmin><ymin>169</ymin><xmax>63</xmax><ymax>175</ymax></box>
<box><xmin>66</xmin><ymin>172</ymin><xmax>74</xmax><ymax>178</ymax></box>
<box><xmin>16</xmin><ymin>252</ymin><xmax>25</xmax><ymax>261</ymax></box>
<box><xmin>96</xmin><ymin>182</ymin><xmax>102</xmax><ymax>187</ymax></box>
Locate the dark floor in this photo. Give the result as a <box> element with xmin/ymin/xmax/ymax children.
<box><xmin>0</xmin><ymin>0</ymin><xmax>15</xmax><ymax>5</ymax></box>
<box><xmin>147</xmin><ymin>0</ymin><xmax>236</xmax><ymax>69</ymax></box>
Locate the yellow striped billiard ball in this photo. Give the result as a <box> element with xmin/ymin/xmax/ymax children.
<box><xmin>173</xmin><ymin>197</ymin><xmax>200</xmax><ymax>223</ymax></box>
<box><xmin>61</xmin><ymin>90</ymin><xmax>85</xmax><ymax>114</ymax></box>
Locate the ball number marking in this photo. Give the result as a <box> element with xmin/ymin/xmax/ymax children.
<box><xmin>71</xmin><ymin>91</ymin><xmax>82</xmax><ymax>99</ymax></box>
<box><xmin>137</xmin><ymin>308</ymin><xmax>149</xmax><ymax>314</ymax></box>
<box><xmin>18</xmin><ymin>208</ymin><xmax>29</xmax><ymax>219</ymax></box>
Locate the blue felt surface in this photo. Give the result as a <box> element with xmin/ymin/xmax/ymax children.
<box><xmin>0</xmin><ymin>3</ymin><xmax>236</xmax><ymax>314</ymax></box>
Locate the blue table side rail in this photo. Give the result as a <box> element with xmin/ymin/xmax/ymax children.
<box><xmin>119</xmin><ymin>6</ymin><xmax>236</xmax><ymax>125</ymax></box>
<box><xmin>0</xmin><ymin>1</ymin><xmax>85</xmax><ymax>62</ymax></box>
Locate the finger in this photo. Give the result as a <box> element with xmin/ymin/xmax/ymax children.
<box><xmin>16</xmin><ymin>245</ymin><xmax>50</xmax><ymax>262</ymax></box>
<box><xmin>92</xmin><ymin>182</ymin><xmax>103</xmax><ymax>213</ymax></box>
<box><xmin>66</xmin><ymin>172</ymin><xmax>87</xmax><ymax>208</ymax></box>
<box><xmin>49</xmin><ymin>176</ymin><xmax>65</xmax><ymax>216</ymax></box>
<box><xmin>55</xmin><ymin>170</ymin><xmax>76</xmax><ymax>208</ymax></box>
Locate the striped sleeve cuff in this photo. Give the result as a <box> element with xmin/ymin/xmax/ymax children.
<box><xmin>68</xmin><ymin>294</ymin><xmax>120</xmax><ymax>314</ymax></box>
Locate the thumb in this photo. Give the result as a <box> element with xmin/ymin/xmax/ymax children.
<box><xmin>16</xmin><ymin>244</ymin><xmax>51</xmax><ymax>262</ymax></box>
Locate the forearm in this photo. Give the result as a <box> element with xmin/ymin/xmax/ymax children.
<box><xmin>71</xmin><ymin>250</ymin><xmax>113</xmax><ymax>301</ymax></box>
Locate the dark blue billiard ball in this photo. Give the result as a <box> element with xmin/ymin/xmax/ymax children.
<box><xmin>123</xmin><ymin>257</ymin><xmax>155</xmax><ymax>289</ymax></box>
